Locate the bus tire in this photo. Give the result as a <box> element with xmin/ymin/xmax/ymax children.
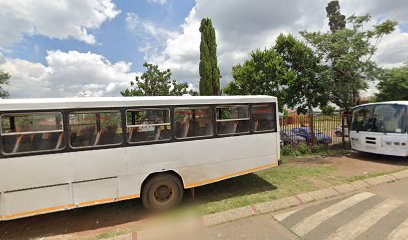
<box><xmin>141</xmin><ymin>174</ymin><xmax>184</xmax><ymax>210</ymax></box>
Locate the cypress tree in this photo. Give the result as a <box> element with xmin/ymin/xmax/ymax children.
<box><xmin>199</xmin><ymin>18</ymin><xmax>220</xmax><ymax>96</ymax></box>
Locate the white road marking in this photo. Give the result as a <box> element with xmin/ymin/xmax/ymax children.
<box><xmin>274</xmin><ymin>208</ymin><xmax>302</xmax><ymax>222</ymax></box>
<box><xmin>387</xmin><ymin>218</ymin><xmax>408</xmax><ymax>240</ymax></box>
<box><xmin>326</xmin><ymin>198</ymin><xmax>402</xmax><ymax>240</ymax></box>
<box><xmin>291</xmin><ymin>192</ymin><xmax>375</xmax><ymax>237</ymax></box>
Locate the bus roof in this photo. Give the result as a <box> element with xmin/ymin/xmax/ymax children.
<box><xmin>352</xmin><ymin>101</ymin><xmax>408</xmax><ymax>109</ymax></box>
<box><xmin>0</xmin><ymin>95</ymin><xmax>277</xmax><ymax>111</ymax></box>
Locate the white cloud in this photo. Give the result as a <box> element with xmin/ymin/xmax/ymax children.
<box><xmin>126</xmin><ymin>12</ymin><xmax>177</xmax><ymax>60</ymax></box>
<box><xmin>146</xmin><ymin>0</ymin><xmax>167</xmax><ymax>5</ymax></box>
<box><xmin>0</xmin><ymin>0</ymin><xmax>120</xmax><ymax>46</ymax></box>
<box><xmin>147</xmin><ymin>0</ymin><xmax>329</xmax><ymax>87</ymax></box>
<box><xmin>146</xmin><ymin>0</ymin><xmax>408</xmax><ymax>94</ymax></box>
<box><xmin>0</xmin><ymin>51</ymin><xmax>138</xmax><ymax>98</ymax></box>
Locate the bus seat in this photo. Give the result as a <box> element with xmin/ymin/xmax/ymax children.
<box><xmin>153</xmin><ymin>126</ymin><xmax>161</xmax><ymax>140</ymax></box>
<box><xmin>224</xmin><ymin>121</ymin><xmax>237</xmax><ymax>134</ymax></box>
<box><xmin>203</xmin><ymin>122</ymin><xmax>213</xmax><ymax>136</ymax></box>
<box><xmin>55</xmin><ymin>132</ymin><xmax>64</xmax><ymax>149</ymax></box>
<box><xmin>177</xmin><ymin>118</ymin><xmax>190</xmax><ymax>138</ymax></box>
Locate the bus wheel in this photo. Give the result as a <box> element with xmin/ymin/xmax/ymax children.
<box><xmin>142</xmin><ymin>174</ymin><xmax>184</xmax><ymax>210</ymax></box>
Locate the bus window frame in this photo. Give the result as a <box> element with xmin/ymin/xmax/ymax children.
<box><xmin>68</xmin><ymin>110</ymin><xmax>124</xmax><ymax>149</ymax></box>
<box><xmin>251</xmin><ymin>103</ymin><xmax>277</xmax><ymax>133</ymax></box>
<box><xmin>173</xmin><ymin>105</ymin><xmax>215</xmax><ymax>140</ymax></box>
<box><xmin>215</xmin><ymin>105</ymin><xmax>250</xmax><ymax>136</ymax></box>
<box><xmin>125</xmin><ymin>107</ymin><xmax>172</xmax><ymax>144</ymax></box>
<box><xmin>0</xmin><ymin>111</ymin><xmax>65</xmax><ymax>155</ymax></box>
<box><xmin>0</xmin><ymin>101</ymin><xmax>278</xmax><ymax>159</ymax></box>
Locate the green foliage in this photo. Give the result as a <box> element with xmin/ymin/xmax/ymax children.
<box><xmin>274</xmin><ymin>34</ymin><xmax>330</xmax><ymax>114</ymax></box>
<box><xmin>281</xmin><ymin>143</ymin><xmax>327</xmax><ymax>157</ymax></box>
<box><xmin>0</xmin><ymin>70</ymin><xmax>10</xmax><ymax>98</ymax></box>
<box><xmin>121</xmin><ymin>63</ymin><xmax>197</xmax><ymax>96</ymax></box>
<box><xmin>223</xmin><ymin>48</ymin><xmax>296</xmax><ymax>110</ymax></box>
<box><xmin>326</xmin><ymin>0</ymin><xmax>346</xmax><ymax>32</ymax></box>
<box><xmin>301</xmin><ymin>1</ymin><xmax>397</xmax><ymax>111</ymax></box>
<box><xmin>375</xmin><ymin>64</ymin><xmax>408</xmax><ymax>101</ymax></box>
<box><xmin>199</xmin><ymin>18</ymin><xmax>221</xmax><ymax>96</ymax></box>
<box><xmin>321</xmin><ymin>105</ymin><xmax>336</xmax><ymax>116</ymax></box>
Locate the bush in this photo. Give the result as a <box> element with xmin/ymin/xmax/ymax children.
<box><xmin>281</xmin><ymin>143</ymin><xmax>328</xmax><ymax>157</ymax></box>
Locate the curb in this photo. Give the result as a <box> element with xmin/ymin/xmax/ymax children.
<box><xmin>111</xmin><ymin>169</ymin><xmax>408</xmax><ymax>240</ymax></box>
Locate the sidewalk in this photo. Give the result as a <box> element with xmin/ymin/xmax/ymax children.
<box><xmin>112</xmin><ymin>169</ymin><xmax>408</xmax><ymax>240</ymax></box>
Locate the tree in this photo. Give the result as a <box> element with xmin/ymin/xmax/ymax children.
<box><xmin>199</xmin><ymin>18</ymin><xmax>220</xmax><ymax>96</ymax></box>
<box><xmin>326</xmin><ymin>0</ymin><xmax>345</xmax><ymax>32</ymax></box>
<box><xmin>375</xmin><ymin>64</ymin><xmax>408</xmax><ymax>101</ymax></box>
<box><xmin>121</xmin><ymin>63</ymin><xmax>197</xmax><ymax>96</ymax></box>
<box><xmin>274</xmin><ymin>34</ymin><xmax>329</xmax><ymax>115</ymax></box>
<box><xmin>321</xmin><ymin>105</ymin><xmax>336</xmax><ymax>116</ymax></box>
<box><xmin>0</xmin><ymin>70</ymin><xmax>10</xmax><ymax>98</ymax></box>
<box><xmin>223</xmin><ymin>48</ymin><xmax>296</xmax><ymax>109</ymax></box>
<box><xmin>301</xmin><ymin>1</ymin><xmax>397</xmax><ymax>111</ymax></box>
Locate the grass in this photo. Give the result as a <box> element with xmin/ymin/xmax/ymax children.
<box><xmin>281</xmin><ymin>142</ymin><xmax>352</xmax><ymax>158</ymax></box>
<box><xmin>193</xmin><ymin>163</ymin><xmax>338</xmax><ymax>215</ymax></box>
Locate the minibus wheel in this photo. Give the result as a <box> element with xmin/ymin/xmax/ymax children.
<box><xmin>142</xmin><ymin>174</ymin><xmax>184</xmax><ymax>210</ymax></box>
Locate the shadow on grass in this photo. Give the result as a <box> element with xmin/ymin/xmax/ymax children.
<box><xmin>0</xmin><ymin>174</ymin><xmax>275</xmax><ymax>240</ymax></box>
<box><xmin>191</xmin><ymin>173</ymin><xmax>277</xmax><ymax>204</ymax></box>
<box><xmin>347</xmin><ymin>151</ymin><xmax>408</xmax><ymax>166</ymax></box>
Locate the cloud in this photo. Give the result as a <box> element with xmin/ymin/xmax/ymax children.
<box><xmin>147</xmin><ymin>0</ymin><xmax>328</xmax><ymax>87</ymax></box>
<box><xmin>0</xmin><ymin>51</ymin><xmax>138</xmax><ymax>98</ymax></box>
<box><xmin>146</xmin><ymin>0</ymin><xmax>167</xmax><ymax>5</ymax></box>
<box><xmin>126</xmin><ymin>12</ymin><xmax>177</xmax><ymax>60</ymax></box>
<box><xmin>0</xmin><ymin>0</ymin><xmax>120</xmax><ymax>46</ymax></box>
<box><xmin>145</xmin><ymin>0</ymin><xmax>408</xmax><ymax>95</ymax></box>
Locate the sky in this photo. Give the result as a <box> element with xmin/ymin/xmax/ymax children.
<box><xmin>0</xmin><ymin>0</ymin><xmax>407</xmax><ymax>98</ymax></box>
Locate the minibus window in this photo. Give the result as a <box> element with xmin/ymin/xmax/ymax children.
<box><xmin>69</xmin><ymin>111</ymin><xmax>122</xmax><ymax>148</ymax></box>
<box><xmin>126</xmin><ymin>108</ymin><xmax>171</xmax><ymax>143</ymax></box>
<box><xmin>216</xmin><ymin>105</ymin><xmax>249</xmax><ymax>135</ymax></box>
<box><xmin>174</xmin><ymin>107</ymin><xmax>213</xmax><ymax>138</ymax></box>
<box><xmin>1</xmin><ymin>112</ymin><xmax>64</xmax><ymax>154</ymax></box>
<box><xmin>252</xmin><ymin>104</ymin><xmax>276</xmax><ymax>132</ymax></box>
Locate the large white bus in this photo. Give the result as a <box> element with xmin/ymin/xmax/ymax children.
<box><xmin>350</xmin><ymin>101</ymin><xmax>408</xmax><ymax>156</ymax></box>
<box><xmin>0</xmin><ymin>96</ymin><xmax>280</xmax><ymax>220</ymax></box>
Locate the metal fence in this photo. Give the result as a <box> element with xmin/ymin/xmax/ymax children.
<box><xmin>279</xmin><ymin>113</ymin><xmax>350</xmax><ymax>146</ymax></box>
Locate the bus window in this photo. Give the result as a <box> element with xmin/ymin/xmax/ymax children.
<box><xmin>252</xmin><ymin>104</ymin><xmax>276</xmax><ymax>132</ymax></box>
<box><xmin>174</xmin><ymin>107</ymin><xmax>213</xmax><ymax>138</ymax></box>
<box><xmin>1</xmin><ymin>112</ymin><xmax>64</xmax><ymax>154</ymax></box>
<box><xmin>216</xmin><ymin>105</ymin><xmax>249</xmax><ymax>135</ymax></box>
<box><xmin>127</xmin><ymin>108</ymin><xmax>171</xmax><ymax>143</ymax></box>
<box><xmin>69</xmin><ymin>111</ymin><xmax>122</xmax><ymax>148</ymax></box>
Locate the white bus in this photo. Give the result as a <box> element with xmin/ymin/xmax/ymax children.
<box><xmin>350</xmin><ymin>101</ymin><xmax>408</xmax><ymax>156</ymax></box>
<box><xmin>0</xmin><ymin>96</ymin><xmax>280</xmax><ymax>220</ymax></box>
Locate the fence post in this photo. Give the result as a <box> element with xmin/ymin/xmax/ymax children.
<box><xmin>341</xmin><ymin>112</ymin><xmax>345</xmax><ymax>149</ymax></box>
<box><xmin>310</xmin><ymin>114</ymin><xmax>315</xmax><ymax>146</ymax></box>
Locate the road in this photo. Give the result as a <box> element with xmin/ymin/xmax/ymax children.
<box><xmin>206</xmin><ymin>178</ymin><xmax>408</xmax><ymax>240</ymax></box>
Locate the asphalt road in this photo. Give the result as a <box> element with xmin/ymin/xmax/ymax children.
<box><xmin>206</xmin><ymin>178</ymin><xmax>408</xmax><ymax>240</ymax></box>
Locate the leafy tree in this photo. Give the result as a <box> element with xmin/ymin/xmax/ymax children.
<box><xmin>223</xmin><ymin>48</ymin><xmax>296</xmax><ymax>109</ymax></box>
<box><xmin>274</xmin><ymin>34</ymin><xmax>329</xmax><ymax>115</ymax></box>
<box><xmin>301</xmin><ymin>1</ymin><xmax>397</xmax><ymax>111</ymax></box>
<box><xmin>0</xmin><ymin>70</ymin><xmax>10</xmax><ymax>98</ymax></box>
<box><xmin>375</xmin><ymin>64</ymin><xmax>408</xmax><ymax>101</ymax></box>
<box><xmin>326</xmin><ymin>0</ymin><xmax>345</xmax><ymax>32</ymax></box>
<box><xmin>121</xmin><ymin>63</ymin><xmax>197</xmax><ymax>96</ymax></box>
<box><xmin>321</xmin><ymin>105</ymin><xmax>336</xmax><ymax>116</ymax></box>
<box><xmin>199</xmin><ymin>18</ymin><xmax>221</xmax><ymax>96</ymax></box>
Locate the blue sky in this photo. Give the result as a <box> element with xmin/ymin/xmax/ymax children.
<box><xmin>4</xmin><ymin>0</ymin><xmax>195</xmax><ymax>73</ymax></box>
<box><xmin>0</xmin><ymin>0</ymin><xmax>407</xmax><ymax>98</ymax></box>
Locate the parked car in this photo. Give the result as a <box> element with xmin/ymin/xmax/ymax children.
<box><xmin>335</xmin><ymin>125</ymin><xmax>349</xmax><ymax>137</ymax></box>
<box><xmin>280</xmin><ymin>130</ymin><xmax>306</xmax><ymax>146</ymax></box>
<box><xmin>291</xmin><ymin>127</ymin><xmax>332</xmax><ymax>144</ymax></box>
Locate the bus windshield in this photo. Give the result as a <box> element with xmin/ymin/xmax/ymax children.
<box><xmin>352</xmin><ymin>104</ymin><xmax>407</xmax><ymax>133</ymax></box>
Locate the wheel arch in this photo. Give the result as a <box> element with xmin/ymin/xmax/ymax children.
<box><xmin>140</xmin><ymin>170</ymin><xmax>185</xmax><ymax>196</ymax></box>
